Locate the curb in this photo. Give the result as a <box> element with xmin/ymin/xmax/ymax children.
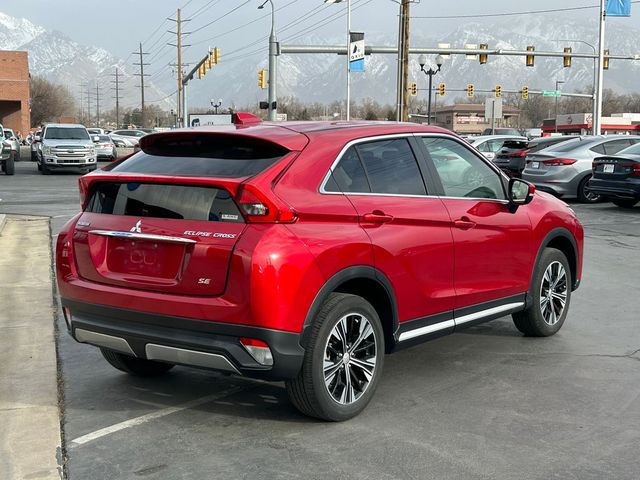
<box><xmin>0</xmin><ymin>213</ymin><xmax>6</xmax><ymax>235</ymax></box>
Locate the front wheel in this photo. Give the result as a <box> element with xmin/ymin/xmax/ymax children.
<box><xmin>100</xmin><ymin>348</ymin><xmax>175</xmax><ymax>376</ymax></box>
<box><xmin>286</xmin><ymin>293</ymin><xmax>385</xmax><ymax>421</ymax></box>
<box><xmin>612</xmin><ymin>199</ymin><xmax>638</xmax><ymax>208</ymax></box>
<box><xmin>577</xmin><ymin>175</ymin><xmax>600</xmax><ymax>203</ymax></box>
<box><xmin>513</xmin><ymin>248</ymin><xmax>572</xmax><ymax>337</ymax></box>
<box><xmin>4</xmin><ymin>155</ymin><xmax>15</xmax><ymax>175</ymax></box>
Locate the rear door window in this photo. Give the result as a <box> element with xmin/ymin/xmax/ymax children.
<box><xmin>603</xmin><ymin>139</ymin><xmax>633</xmax><ymax>155</ymax></box>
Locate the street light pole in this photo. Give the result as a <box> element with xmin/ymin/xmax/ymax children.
<box><xmin>555</xmin><ymin>79</ymin><xmax>565</xmax><ymax>133</ymax></box>
<box><xmin>325</xmin><ymin>0</ymin><xmax>350</xmax><ymax>120</ymax></box>
<box><xmin>418</xmin><ymin>54</ymin><xmax>444</xmax><ymax>125</ymax></box>
<box><xmin>259</xmin><ymin>0</ymin><xmax>277</xmax><ymax>121</ymax></box>
<box><xmin>210</xmin><ymin>98</ymin><xmax>222</xmax><ymax>115</ymax></box>
<box><xmin>595</xmin><ymin>0</ymin><xmax>606</xmax><ymax>135</ymax></box>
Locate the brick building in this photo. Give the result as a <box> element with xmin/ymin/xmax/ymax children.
<box><xmin>0</xmin><ymin>50</ymin><xmax>30</xmax><ymax>136</ymax></box>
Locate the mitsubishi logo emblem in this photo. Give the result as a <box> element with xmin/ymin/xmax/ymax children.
<box><xmin>130</xmin><ymin>220</ymin><xmax>142</xmax><ymax>233</ymax></box>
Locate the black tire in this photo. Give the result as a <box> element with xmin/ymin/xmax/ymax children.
<box><xmin>612</xmin><ymin>199</ymin><xmax>638</xmax><ymax>209</ymax></box>
<box><xmin>577</xmin><ymin>175</ymin><xmax>600</xmax><ymax>203</ymax></box>
<box><xmin>100</xmin><ymin>348</ymin><xmax>175</xmax><ymax>376</ymax></box>
<box><xmin>41</xmin><ymin>163</ymin><xmax>51</xmax><ymax>175</ymax></box>
<box><xmin>31</xmin><ymin>151</ymin><xmax>37</xmax><ymax>162</ymax></box>
<box><xmin>285</xmin><ymin>293</ymin><xmax>385</xmax><ymax>421</ymax></box>
<box><xmin>5</xmin><ymin>155</ymin><xmax>14</xmax><ymax>175</ymax></box>
<box><xmin>513</xmin><ymin>248</ymin><xmax>572</xmax><ymax>337</ymax></box>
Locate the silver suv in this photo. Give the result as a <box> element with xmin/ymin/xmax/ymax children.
<box><xmin>37</xmin><ymin>123</ymin><xmax>97</xmax><ymax>175</ymax></box>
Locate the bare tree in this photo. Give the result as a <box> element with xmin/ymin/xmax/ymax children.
<box><xmin>30</xmin><ymin>76</ymin><xmax>76</xmax><ymax>127</ymax></box>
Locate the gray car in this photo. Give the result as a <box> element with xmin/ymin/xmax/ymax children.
<box><xmin>522</xmin><ymin>135</ymin><xmax>640</xmax><ymax>203</ymax></box>
<box><xmin>93</xmin><ymin>135</ymin><xmax>118</xmax><ymax>161</ymax></box>
<box><xmin>109</xmin><ymin>129</ymin><xmax>146</xmax><ymax>147</ymax></box>
<box><xmin>3</xmin><ymin>129</ymin><xmax>20</xmax><ymax>160</ymax></box>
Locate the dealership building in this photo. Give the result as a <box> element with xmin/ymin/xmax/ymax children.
<box><xmin>0</xmin><ymin>50</ymin><xmax>31</xmax><ymax>136</ymax></box>
<box><xmin>542</xmin><ymin>113</ymin><xmax>640</xmax><ymax>135</ymax></box>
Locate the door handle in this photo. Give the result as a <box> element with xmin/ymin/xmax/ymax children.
<box><xmin>361</xmin><ymin>212</ymin><xmax>393</xmax><ymax>224</ymax></box>
<box><xmin>453</xmin><ymin>217</ymin><xmax>476</xmax><ymax>230</ymax></box>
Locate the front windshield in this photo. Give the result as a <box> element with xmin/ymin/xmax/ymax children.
<box><xmin>44</xmin><ymin>127</ymin><xmax>90</xmax><ymax>140</ymax></box>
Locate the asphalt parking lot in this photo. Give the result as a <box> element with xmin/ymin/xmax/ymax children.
<box><xmin>1</xmin><ymin>159</ymin><xmax>639</xmax><ymax>480</ymax></box>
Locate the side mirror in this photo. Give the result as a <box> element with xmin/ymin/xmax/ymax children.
<box><xmin>34</xmin><ymin>135</ymin><xmax>41</xmax><ymax>142</ymax></box>
<box><xmin>92</xmin><ymin>135</ymin><xmax>100</xmax><ymax>143</ymax></box>
<box><xmin>508</xmin><ymin>178</ymin><xmax>535</xmax><ymax>212</ymax></box>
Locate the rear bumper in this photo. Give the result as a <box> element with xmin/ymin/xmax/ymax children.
<box><xmin>61</xmin><ymin>299</ymin><xmax>305</xmax><ymax>381</ymax></box>
<box><xmin>588</xmin><ymin>178</ymin><xmax>640</xmax><ymax>199</ymax></box>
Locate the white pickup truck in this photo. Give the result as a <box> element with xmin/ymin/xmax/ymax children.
<box><xmin>36</xmin><ymin>123</ymin><xmax>97</xmax><ymax>175</ymax></box>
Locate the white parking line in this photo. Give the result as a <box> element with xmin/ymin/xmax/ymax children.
<box><xmin>69</xmin><ymin>386</ymin><xmax>245</xmax><ymax>447</ymax></box>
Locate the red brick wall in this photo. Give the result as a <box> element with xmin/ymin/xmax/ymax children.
<box><xmin>0</xmin><ymin>50</ymin><xmax>30</xmax><ymax>136</ymax></box>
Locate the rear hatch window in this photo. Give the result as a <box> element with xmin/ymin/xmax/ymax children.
<box><xmin>109</xmin><ymin>134</ymin><xmax>289</xmax><ymax>178</ymax></box>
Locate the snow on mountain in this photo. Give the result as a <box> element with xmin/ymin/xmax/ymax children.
<box><xmin>0</xmin><ymin>11</ymin><xmax>172</xmax><ymax>111</ymax></box>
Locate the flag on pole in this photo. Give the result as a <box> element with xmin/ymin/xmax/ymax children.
<box><xmin>606</xmin><ymin>0</ymin><xmax>631</xmax><ymax>16</ymax></box>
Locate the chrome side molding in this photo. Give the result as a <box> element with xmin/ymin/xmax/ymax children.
<box><xmin>89</xmin><ymin>230</ymin><xmax>197</xmax><ymax>245</ymax></box>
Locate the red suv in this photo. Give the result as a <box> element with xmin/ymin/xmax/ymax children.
<box><xmin>56</xmin><ymin>118</ymin><xmax>584</xmax><ymax>421</ymax></box>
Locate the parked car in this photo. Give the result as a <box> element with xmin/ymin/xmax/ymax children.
<box><xmin>109</xmin><ymin>129</ymin><xmax>146</xmax><ymax>147</ymax></box>
<box><xmin>3</xmin><ymin>128</ymin><xmax>21</xmax><ymax>161</ymax></box>
<box><xmin>93</xmin><ymin>134</ymin><xmax>118</xmax><ymax>161</ymax></box>
<box><xmin>36</xmin><ymin>123</ymin><xmax>98</xmax><ymax>175</ymax></box>
<box><xmin>589</xmin><ymin>142</ymin><xmax>640</xmax><ymax>208</ymax></box>
<box><xmin>523</xmin><ymin>135</ymin><xmax>640</xmax><ymax>203</ymax></box>
<box><xmin>482</xmin><ymin>127</ymin><xmax>522</xmax><ymax>136</ymax></box>
<box><xmin>56</xmin><ymin>117</ymin><xmax>584</xmax><ymax>421</ymax></box>
<box><xmin>0</xmin><ymin>125</ymin><xmax>16</xmax><ymax>175</ymax></box>
<box><xmin>30</xmin><ymin>130</ymin><xmax>42</xmax><ymax>161</ymax></box>
<box><xmin>493</xmin><ymin>136</ymin><xmax>579</xmax><ymax>178</ymax></box>
<box><xmin>469</xmin><ymin>135</ymin><xmax>528</xmax><ymax>161</ymax></box>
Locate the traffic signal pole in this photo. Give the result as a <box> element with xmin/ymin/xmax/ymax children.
<box><xmin>594</xmin><ymin>0</ymin><xmax>606</xmax><ymax>135</ymax></box>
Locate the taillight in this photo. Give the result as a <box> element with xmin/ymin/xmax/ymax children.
<box><xmin>508</xmin><ymin>148</ymin><xmax>530</xmax><ymax>158</ymax></box>
<box><xmin>543</xmin><ymin>158</ymin><xmax>577</xmax><ymax>166</ymax></box>
<box><xmin>78</xmin><ymin>178</ymin><xmax>88</xmax><ymax>209</ymax></box>
<box><xmin>235</xmin><ymin>184</ymin><xmax>296</xmax><ymax>223</ymax></box>
<box><xmin>632</xmin><ymin>164</ymin><xmax>640</xmax><ymax>177</ymax></box>
<box><xmin>240</xmin><ymin>338</ymin><xmax>273</xmax><ymax>366</ymax></box>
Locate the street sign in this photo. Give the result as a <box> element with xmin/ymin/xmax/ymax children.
<box><xmin>485</xmin><ymin>98</ymin><xmax>503</xmax><ymax>119</ymax></box>
<box><xmin>542</xmin><ymin>90</ymin><xmax>562</xmax><ymax>97</ymax></box>
<box><xmin>606</xmin><ymin>0</ymin><xmax>631</xmax><ymax>17</ymax></box>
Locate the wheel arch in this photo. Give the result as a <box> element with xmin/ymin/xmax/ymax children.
<box><xmin>300</xmin><ymin>266</ymin><xmax>398</xmax><ymax>353</ymax></box>
<box><xmin>535</xmin><ymin>228</ymin><xmax>579</xmax><ymax>291</ymax></box>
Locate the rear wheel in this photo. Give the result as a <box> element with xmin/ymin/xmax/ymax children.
<box><xmin>286</xmin><ymin>293</ymin><xmax>384</xmax><ymax>421</ymax></box>
<box><xmin>513</xmin><ymin>248</ymin><xmax>572</xmax><ymax>337</ymax></box>
<box><xmin>577</xmin><ymin>175</ymin><xmax>600</xmax><ymax>203</ymax></box>
<box><xmin>100</xmin><ymin>348</ymin><xmax>175</xmax><ymax>376</ymax></box>
<box><xmin>612</xmin><ymin>199</ymin><xmax>638</xmax><ymax>208</ymax></box>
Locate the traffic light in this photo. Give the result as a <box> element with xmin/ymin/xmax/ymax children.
<box><xmin>521</xmin><ymin>86</ymin><xmax>529</xmax><ymax>99</ymax></box>
<box><xmin>526</xmin><ymin>45</ymin><xmax>535</xmax><ymax>67</ymax></box>
<box><xmin>495</xmin><ymin>85</ymin><xmax>502</xmax><ymax>98</ymax></box>
<box><xmin>409</xmin><ymin>82</ymin><xmax>417</xmax><ymax>96</ymax></box>
<box><xmin>438</xmin><ymin>82</ymin><xmax>446</xmax><ymax>96</ymax></box>
<box><xmin>603</xmin><ymin>49</ymin><xmax>610</xmax><ymax>70</ymax></box>
<box><xmin>258</xmin><ymin>69</ymin><xmax>267</xmax><ymax>89</ymax></box>
<box><xmin>466</xmin><ymin>84</ymin><xmax>474</xmax><ymax>97</ymax></box>
<box><xmin>563</xmin><ymin>47</ymin><xmax>572</xmax><ymax>68</ymax></box>
<box><xmin>197</xmin><ymin>62</ymin><xmax>209</xmax><ymax>79</ymax></box>
<box><xmin>213</xmin><ymin>47</ymin><xmax>220</xmax><ymax>65</ymax></box>
<box><xmin>479</xmin><ymin>43</ymin><xmax>488</xmax><ymax>65</ymax></box>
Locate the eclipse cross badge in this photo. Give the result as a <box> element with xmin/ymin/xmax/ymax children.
<box><xmin>130</xmin><ymin>220</ymin><xmax>142</xmax><ymax>233</ymax></box>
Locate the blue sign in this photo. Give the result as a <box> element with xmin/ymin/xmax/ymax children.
<box><xmin>349</xmin><ymin>58</ymin><xmax>365</xmax><ymax>73</ymax></box>
<box><xmin>606</xmin><ymin>0</ymin><xmax>631</xmax><ymax>16</ymax></box>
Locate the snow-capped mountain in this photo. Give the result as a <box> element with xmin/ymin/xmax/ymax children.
<box><xmin>0</xmin><ymin>12</ymin><xmax>172</xmax><ymax>111</ymax></box>
<box><xmin>2</xmin><ymin>10</ymin><xmax>640</xmax><ymax>111</ymax></box>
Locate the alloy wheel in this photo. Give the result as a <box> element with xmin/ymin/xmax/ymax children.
<box><xmin>323</xmin><ymin>313</ymin><xmax>378</xmax><ymax>405</ymax></box>
<box><xmin>539</xmin><ymin>261</ymin><xmax>568</xmax><ymax>326</ymax></box>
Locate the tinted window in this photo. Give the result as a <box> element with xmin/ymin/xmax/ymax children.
<box><xmin>325</xmin><ymin>147</ymin><xmax>370</xmax><ymax>193</ymax></box>
<box><xmin>421</xmin><ymin>137</ymin><xmax>505</xmax><ymax>200</ymax></box>
<box><xmin>550</xmin><ymin>138</ymin><xmax>585</xmax><ymax>152</ymax></box>
<box><xmin>355</xmin><ymin>139</ymin><xmax>426</xmax><ymax>195</ymax></box>
<box><xmin>617</xmin><ymin>142</ymin><xmax>640</xmax><ymax>155</ymax></box>
<box><xmin>98</xmin><ymin>135</ymin><xmax>112</xmax><ymax>142</ymax></box>
<box><xmin>590</xmin><ymin>143</ymin><xmax>606</xmax><ymax>154</ymax></box>
<box><xmin>87</xmin><ymin>182</ymin><xmax>244</xmax><ymax>222</ymax></box>
<box><xmin>110</xmin><ymin>135</ymin><xmax>288</xmax><ymax>178</ymax></box>
<box><xmin>603</xmin><ymin>139</ymin><xmax>632</xmax><ymax>155</ymax></box>
<box><xmin>44</xmin><ymin>127</ymin><xmax>90</xmax><ymax>140</ymax></box>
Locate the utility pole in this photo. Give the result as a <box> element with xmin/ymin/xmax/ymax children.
<box><xmin>168</xmin><ymin>9</ymin><xmax>188</xmax><ymax>125</ymax></box>
<box><xmin>133</xmin><ymin>42</ymin><xmax>150</xmax><ymax>127</ymax></box>
<box><xmin>111</xmin><ymin>68</ymin><xmax>122</xmax><ymax>129</ymax></box>
<box><xmin>396</xmin><ymin>0</ymin><xmax>411</xmax><ymax>121</ymax></box>
<box><xmin>86</xmin><ymin>83</ymin><xmax>92</xmax><ymax>126</ymax></box>
<box><xmin>78</xmin><ymin>83</ymin><xmax>86</xmax><ymax>124</ymax></box>
<box><xmin>95</xmin><ymin>84</ymin><xmax>101</xmax><ymax>127</ymax></box>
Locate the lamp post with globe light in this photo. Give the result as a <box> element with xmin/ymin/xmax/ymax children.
<box><xmin>418</xmin><ymin>54</ymin><xmax>444</xmax><ymax>125</ymax></box>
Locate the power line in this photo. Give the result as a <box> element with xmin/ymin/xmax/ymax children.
<box><xmin>189</xmin><ymin>0</ymin><xmax>253</xmax><ymax>35</ymax></box>
<box><xmin>186</xmin><ymin>0</ymin><xmax>224</xmax><ymax>20</ymax></box>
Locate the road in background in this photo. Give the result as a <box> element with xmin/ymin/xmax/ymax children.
<box><xmin>1</xmin><ymin>161</ymin><xmax>639</xmax><ymax>479</ymax></box>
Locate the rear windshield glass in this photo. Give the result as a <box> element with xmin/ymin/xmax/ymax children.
<box><xmin>110</xmin><ymin>134</ymin><xmax>288</xmax><ymax>178</ymax></box>
<box><xmin>548</xmin><ymin>138</ymin><xmax>585</xmax><ymax>152</ymax></box>
<box><xmin>87</xmin><ymin>182</ymin><xmax>244</xmax><ymax>223</ymax></box>
<box><xmin>617</xmin><ymin>143</ymin><xmax>640</xmax><ymax>155</ymax></box>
